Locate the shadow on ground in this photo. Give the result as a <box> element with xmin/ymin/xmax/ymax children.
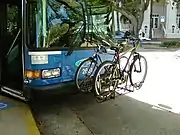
<box><xmin>31</xmin><ymin>88</ymin><xmax>180</xmax><ymax>135</ymax></box>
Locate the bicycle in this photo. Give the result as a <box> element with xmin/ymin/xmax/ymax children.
<box><xmin>74</xmin><ymin>39</ymin><xmax>112</xmax><ymax>92</ymax></box>
<box><xmin>93</xmin><ymin>37</ymin><xmax>148</xmax><ymax>100</ymax></box>
<box><xmin>74</xmin><ymin>3</ymin><xmax>123</xmax><ymax>93</ymax></box>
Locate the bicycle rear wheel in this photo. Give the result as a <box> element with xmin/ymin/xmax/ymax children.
<box><xmin>94</xmin><ymin>61</ymin><xmax>119</xmax><ymax>99</ymax></box>
<box><xmin>129</xmin><ymin>55</ymin><xmax>147</xmax><ymax>89</ymax></box>
<box><xmin>75</xmin><ymin>58</ymin><xmax>97</xmax><ymax>92</ymax></box>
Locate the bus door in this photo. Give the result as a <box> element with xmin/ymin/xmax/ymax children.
<box><xmin>1</xmin><ymin>2</ymin><xmax>23</xmax><ymax>90</ymax></box>
<box><xmin>0</xmin><ymin>3</ymin><xmax>7</xmax><ymax>86</ymax></box>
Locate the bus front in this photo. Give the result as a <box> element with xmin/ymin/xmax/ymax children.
<box><xmin>0</xmin><ymin>0</ymin><xmax>115</xmax><ymax>100</ymax></box>
<box><xmin>24</xmin><ymin>0</ymin><xmax>90</xmax><ymax>95</ymax></box>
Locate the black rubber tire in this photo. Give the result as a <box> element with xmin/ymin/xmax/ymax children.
<box><xmin>119</xmin><ymin>55</ymin><xmax>130</xmax><ymax>71</ymax></box>
<box><xmin>24</xmin><ymin>88</ymin><xmax>36</xmax><ymax>104</ymax></box>
<box><xmin>75</xmin><ymin>57</ymin><xmax>97</xmax><ymax>92</ymax></box>
<box><xmin>129</xmin><ymin>55</ymin><xmax>147</xmax><ymax>89</ymax></box>
<box><xmin>0</xmin><ymin>87</ymin><xmax>2</xmax><ymax>94</ymax></box>
<box><xmin>93</xmin><ymin>60</ymin><xmax>118</xmax><ymax>99</ymax></box>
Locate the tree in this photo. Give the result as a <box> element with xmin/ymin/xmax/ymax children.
<box><xmin>86</xmin><ymin>0</ymin><xmax>150</xmax><ymax>37</ymax></box>
<box><xmin>113</xmin><ymin>0</ymin><xmax>180</xmax><ymax>37</ymax></box>
<box><xmin>88</xmin><ymin>0</ymin><xmax>180</xmax><ymax>37</ymax></box>
<box><xmin>112</xmin><ymin>0</ymin><xmax>150</xmax><ymax>37</ymax></box>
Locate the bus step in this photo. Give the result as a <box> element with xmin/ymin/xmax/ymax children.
<box><xmin>1</xmin><ymin>86</ymin><xmax>26</xmax><ymax>101</ymax></box>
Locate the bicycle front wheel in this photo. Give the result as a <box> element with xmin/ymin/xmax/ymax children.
<box><xmin>94</xmin><ymin>61</ymin><xmax>119</xmax><ymax>99</ymax></box>
<box><xmin>129</xmin><ymin>55</ymin><xmax>148</xmax><ymax>89</ymax></box>
<box><xmin>75</xmin><ymin>58</ymin><xmax>97</xmax><ymax>92</ymax></box>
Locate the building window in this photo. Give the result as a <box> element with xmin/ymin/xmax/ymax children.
<box><xmin>176</xmin><ymin>14</ymin><xmax>180</xmax><ymax>28</ymax></box>
<box><xmin>152</xmin><ymin>14</ymin><xmax>159</xmax><ymax>29</ymax></box>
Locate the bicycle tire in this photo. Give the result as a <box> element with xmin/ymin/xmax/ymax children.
<box><xmin>129</xmin><ymin>55</ymin><xmax>147</xmax><ymax>89</ymax></box>
<box><xmin>117</xmin><ymin>55</ymin><xmax>130</xmax><ymax>87</ymax></box>
<box><xmin>119</xmin><ymin>55</ymin><xmax>130</xmax><ymax>71</ymax></box>
<box><xmin>93</xmin><ymin>60</ymin><xmax>119</xmax><ymax>99</ymax></box>
<box><xmin>75</xmin><ymin>57</ymin><xmax>97</xmax><ymax>92</ymax></box>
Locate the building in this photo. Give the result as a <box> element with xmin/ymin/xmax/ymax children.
<box><xmin>115</xmin><ymin>0</ymin><xmax>180</xmax><ymax>39</ymax></box>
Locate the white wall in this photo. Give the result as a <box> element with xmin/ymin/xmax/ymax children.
<box><xmin>117</xmin><ymin>0</ymin><xmax>180</xmax><ymax>38</ymax></box>
<box><xmin>117</xmin><ymin>2</ymin><xmax>151</xmax><ymax>38</ymax></box>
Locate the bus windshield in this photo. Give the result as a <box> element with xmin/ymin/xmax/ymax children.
<box><xmin>30</xmin><ymin>0</ymin><xmax>84</xmax><ymax>48</ymax></box>
<box><xmin>84</xmin><ymin>4</ymin><xmax>114</xmax><ymax>44</ymax></box>
<box><xmin>27</xmin><ymin>0</ymin><xmax>112</xmax><ymax>49</ymax></box>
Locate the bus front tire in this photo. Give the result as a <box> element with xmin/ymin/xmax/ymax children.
<box><xmin>24</xmin><ymin>89</ymin><xmax>35</xmax><ymax>104</ymax></box>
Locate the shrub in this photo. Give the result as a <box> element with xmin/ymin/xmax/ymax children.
<box><xmin>160</xmin><ymin>41</ymin><xmax>180</xmax><ymax>48</ymax></box>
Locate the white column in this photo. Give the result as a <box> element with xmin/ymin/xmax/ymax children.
<box><xmin>166</xmin><ymin>0</ymin><xmax>177</xmax><ymax>35</ymax></box>
<box><xmin>114</xmin><ymin>11</ymin><xmax>118</xmax><ymax>31</ymax></box>
<box><xmin>141</xmin><ymin>2</ymin><xmax>151</xmax><ymax>38</ymax></box>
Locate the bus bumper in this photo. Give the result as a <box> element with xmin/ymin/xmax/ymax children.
<box><xmin>24</xmin><ymin>82</ymin><xmax>76</xmax><ymax>91</ymax></box>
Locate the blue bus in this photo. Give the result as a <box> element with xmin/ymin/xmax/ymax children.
<box><xmin>0</xmin><ymin>0</ymin><xmax>115</xmax><ymax>101</ymax></box>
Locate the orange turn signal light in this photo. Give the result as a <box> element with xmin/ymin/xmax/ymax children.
<box><xmin>25</xmin><ymin>70</ymin><xmax>40</xmax><ymax>79</ymax></box>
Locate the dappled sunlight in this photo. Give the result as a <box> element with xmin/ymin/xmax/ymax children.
<box><xmin>125</xmin><ymin>51</ymin><xmax>180</xmax><ymax>114</ymax></box>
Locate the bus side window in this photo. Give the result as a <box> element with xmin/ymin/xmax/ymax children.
<box><xmin>27</xmin><ymin>2</ymin><xmax>36</xmax><ymax>48</ymax></box>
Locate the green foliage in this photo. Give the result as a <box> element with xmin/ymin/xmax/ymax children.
<box><xmin>88</xmin><ymin>0</ymin><xmax>108</xmax><ymax>5</ymax></box>
<box><xmin>7</xmin><ymin>5</ymin><xmax>18</xmax><ymax>33</ymax></box>
<box><xmin>46</xmin><ymin>23</ymin><xmax>69</xmax><ymax>46</ymax></box>
<box><xmin>160</xmin><ymin>41</ymin><xmax>180</xmax><ymax>48</ymax></box>
<box><xmin>122</xmin><ymin>0</ymin><xmax>140</xmax><ymax>16</ymax></box>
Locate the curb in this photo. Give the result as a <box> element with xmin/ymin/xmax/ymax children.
<box><xmin>0</xmin><ymin>95</ymin><xmax>41</xmax><ymax>135</ymax></box>
<box><xmin>23</xmin><ymin>104</ymin><xmax>41</xmax><ymax>135</ymax></box>
<box><xmin>143</xmin><ymin>47</ymin><xmax>167</xmax><ymax>49</ymax></box>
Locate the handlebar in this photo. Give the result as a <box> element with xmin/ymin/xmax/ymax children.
<box><xmin>83</xmin><ymin>38</ymin><xmax>109</xmax><ymax>53</ymax></box>
<box><xmin>123</xmin><ymin>36</ymin><xmax>141</xmax><ymax>48</ymax></box>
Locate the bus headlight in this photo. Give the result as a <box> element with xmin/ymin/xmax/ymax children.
<box><xmin>42</xmin><ymin>68</ymin><xmax>61</xmax><ymax>79</ymax></box>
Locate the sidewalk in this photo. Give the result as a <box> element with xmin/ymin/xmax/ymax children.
<box><xmin>0</xmin><ymin>95</ymin><xmax>40</xmax><ymax>135</ymax></box>
<box><xmin>127</xmin><ymin>52</ymin><xmax>180</xmax><ymax>114</ymax></box>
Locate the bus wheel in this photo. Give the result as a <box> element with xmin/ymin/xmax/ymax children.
<box><xmin>0</xmin><ymin>84</ymin><xmax>2</xmax><ymax>94</ymax></box>
<box><xmin>24</xmin><ymin>89</ymin><xmax>35</xmax><ymax>104</ymax></box>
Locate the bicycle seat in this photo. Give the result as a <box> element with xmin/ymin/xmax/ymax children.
<box><xmin>101</xmin><ymin>40</ymin><xmax>111</xmax><ymax>47</ymax></box>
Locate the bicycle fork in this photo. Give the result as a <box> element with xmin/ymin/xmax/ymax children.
<box><xmin>133</xmin><ymin>53</ymin><xmax>142</xmax><ymax>73</ymax></box>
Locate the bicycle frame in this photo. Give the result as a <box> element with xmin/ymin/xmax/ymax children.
<box><xmin>112</xmin><ymin>38</ymin><xmax>142</xmax><ymax>79</ymax></box>
<box><xmin>91</xmin><ymin>46</ymin><xmax>104</xmax><ymax>64</ymax></box>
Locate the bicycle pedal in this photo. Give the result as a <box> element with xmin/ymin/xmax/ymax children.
<box><xmin>123</xmin><ymin>87</ymin><xmax>133</xmax><ymax>92</ymax></box>
<box><xmin>126</xmin><ymin>89</ymin><xmax>134</xmax><ymax>92</ymax></box>
<box><xmin>110</xmin><ymin>92</ymin><xmax>115</xmax><ymax>99</ymax></box>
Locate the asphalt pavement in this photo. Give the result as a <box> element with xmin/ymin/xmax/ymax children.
<box><xmin>32</xmin><ymin>49</ymin><xmax>180</xmax><ymax>135</ymax></box>
<box><xmin>32</xmin><ymin>93</ymin><xmax>180</xmax><ymax>135</ymax></box>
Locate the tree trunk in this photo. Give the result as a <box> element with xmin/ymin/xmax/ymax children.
<box><xmin>116</xmin><ymin>0</ymin><xmax>120</xmax><ymax>31</ymax></box>
<box><xmin>113</xmin><ymin>4</ymin><xmax>145</xmax><ymax>38</ymax></box>
<box><xmin>134</xmin><ymin>10</ymin><xmax>144</xmax><ymax>37</ymax></box>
